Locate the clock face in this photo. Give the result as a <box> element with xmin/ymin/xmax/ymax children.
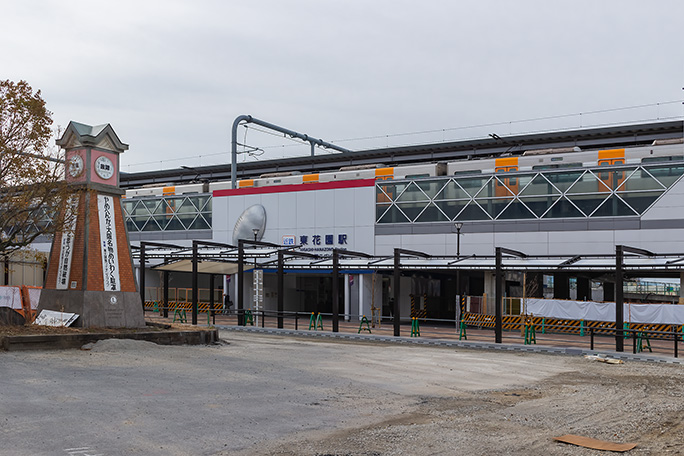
<box><xmin>68</xmin><ymin>154</ymin><xmax>84</xmax><ymax>177</ymax></box>
<box><xmin>94</xmin><ymin>155</ymin><xmax>115</xmax><ymax>180</ymax></box>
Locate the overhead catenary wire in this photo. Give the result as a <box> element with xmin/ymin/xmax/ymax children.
<box><xmin>123</xmin><ymin>100</ymin><xmax>684</xmax><ymax>172</ymax></box>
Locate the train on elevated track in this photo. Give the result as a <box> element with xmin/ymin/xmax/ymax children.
<box><xmin>124</xmin><ymin>138</ymin><xmax>684</xmax><ymax>198</ymax></box>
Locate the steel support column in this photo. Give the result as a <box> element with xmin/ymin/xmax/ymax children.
<box><xmin>332</xmin><ymin>249</ymin><xmax>339</xmax><ymax>333</ymax></box>
<box><xmin>139</xmin><ymin>243</ymin><xmax>146</xmax><ymax>311</ymax></box>
<box><xmin>495</xmin><ymin>247</ymin><xmax>503</xmax><ymax>344</ymax></box>
<box><xmin>162</xmin><ymin>270</ymin><xmax>169</xmax><ymax>318</ymax></box>
<box><xmin>209</xmin><ymin>274</ymin><xmax>215</xmax><ymax>322</ymax></box>
<box><xmin>615</xmin><ymin>245</ymin><xmax>624</xmax><ymax>352</ymax></box>
<box><xmin>277</xmin><ymin>250</ymin><xmax>284</xmax><ymax>329</ymax></box>
<box><xmin>237</xmin><ymin>240</ymin><xmax>244</xmax><ymax>326</ymax></box>
<box><xmin>191</xmin><ymin>240</ymin><xmax>198</xmax><ymax>325</ymax></box>
<box><xmin>393</xmin><ymin>249</ymin><xmax>401</xmax><ymax>337</ymax></box>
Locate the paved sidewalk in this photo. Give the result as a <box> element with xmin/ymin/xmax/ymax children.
<box><xmin>145</xmin><ymin>312</ymin><xmax>683</xmax><ymax>364</ymax></box>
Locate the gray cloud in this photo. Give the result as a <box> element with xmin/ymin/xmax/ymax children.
<box><xmin>2</xmin><ymin>0</ymin><xmax>682</xmax><ymax>172</ymax></box>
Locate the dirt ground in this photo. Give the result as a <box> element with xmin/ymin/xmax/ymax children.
<box><xmin>221</xmin><ymin>334</ymin><xmax>684</xmax><ymax>456</ymax></box>
<box><xmin>2</xmin><ymin>331</ymin><xmax>683</xmax><ymax>455</ymax></box>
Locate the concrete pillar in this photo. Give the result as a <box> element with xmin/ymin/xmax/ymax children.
<box><xmin>553</xmin><ymin>273</ymin><xmax>570</xmax><ymax>300</ymax></box>
<box><xmin>577</xmin><ymin>277</ymin><xmax>591</xmax><ymax>301</ymax></box>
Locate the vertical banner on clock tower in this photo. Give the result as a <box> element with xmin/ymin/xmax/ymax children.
<box><xmin>56</xmin><ymin>195</ymin><xmax>79</xmax><ymax>289</ymax></box>
<box><xmin>98</xmin><ymin>194</ymin><xmax>120</xmax><ymax>291</ymax></box>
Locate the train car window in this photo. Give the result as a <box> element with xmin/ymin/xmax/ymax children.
<box><xmin>404</xmin><ymin>173</ymin><xmax>430</xmax><ymax>179</ymax></box>
<box><xmin>532</xmin><ymin>163</ymin><xmax>582</xmax><ymax>170</ymax></box>
<box><xmin>452</xmin><ymin>169</ymin><xmax>482</xmax><ymax>176</ymax></box>
<box><xmin>642</xmin><ymin>155</ymin><xmax>684</xmax><ymax>164</ymax></box>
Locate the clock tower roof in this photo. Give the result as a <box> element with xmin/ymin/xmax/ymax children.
<box><xmin>57</xmin><ymin>121</ymin><xmax>129</xmax><ymax>153</ymax></box>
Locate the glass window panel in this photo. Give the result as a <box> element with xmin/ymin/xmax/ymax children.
<box><xmin>377</xmin><ymin>205</ymin><xmax>410</xmax><ymax>224</ymax></box>
<box><xmin>615</xmin><ymin>191</ymin><xmax>663</xmax><ymax>214</ymax></box>
<box><xmin>176</xmin><ymin>213</ymin><xmax>197</xmax><ymax>228</ymax></box>
<box><xmin>493</xmin><ymin>176</ymin><xmax>517</xmax><ymax>197</ymax></box>
<box><xmin>396</xmin><ymin>202</ymin><xmax>427</xmax><ymax>221</ymax></box>
<box><xmin>455</xmin><ymin>176</ymin><xmax>491</xmax><ymax>197</ymax></box>
<box><xmin>518</xmin><ymin>174</ymin><xmax>560</xmax><ymax>196</ymax></box>
<box><xmin>176</xmin><ymin>198</ymin><xmax>198</xmax><ymax>214</ymax></box>
<box><xmin>396</xmin><ymin>182</ymin><xmax>429</xmax><ymax>202</ymax></box>
<box><xmin>189</xmin><ymin>216</ymin><xmax>211</xmax><ymax>230</ymax></box>
<box><xmin>592</xmin><ymin>196</ymin><xmax>638</xmax><ymax>217</ymax></box>
<box><xmin>200</xmin><ymin>196</ymin><xmax>212</xmax><ymax>212</ymax></box>
<box><xmin>620</xmin><ymin>169</ymin><xmax>665</xmax><ymax>191</ymax></box>
<box><xmin>376</xmin><ymin>203</ymin><xmax>391</xmax><ymax>221</ymax></box>
<box><xmin>541</xmin><ymin>197</ymin><xmax>584</xmax><ymax>218</ymax></box>
<box><xmin>415</xmin><ymin>203</ymin><xmax>449</xmax><ymax>222</ymax></box>
<box><xmin>543</xmin><ymin>170</ymin><xmax>584</xmax><ymax>192</ymax></box>
<box><xmin>497</xmin><ymin>201</ymin><xmax>537</xmax><ymax>219</ymax></box>
<box><xmin>644</xmin><ymin>164</ymin><xmax>684</xmax><ymax>188</ymax></box>
<box><xmin>142</xmin><ymin>218</ymin><xmax>162</xmax><ymax>231</ymax></box>
<box><xmin>566</xmin><ymin>193</ymin><xmax>608</xmax><ymax>216</ymax></box>
<box><xmin>128</xmin><ymin>200</ymin><xmax>149</xmax><ymax>217</ymax></box>
<box><xmin>376</xmin><ymin>182</ymin><xmax>410</xmax><ymax>203</ymax></box>
<box><xmin>142</xmin><ymin>199</ymin><xmax>161</xmax><ymax>213</ymax></box>
<box><xmin>129</xmin><ymin>216</ymin><xmax>149</xmax><ymax>231</ymax></box>
<box><xmin>474</xmin><ymin>197</ymin><xmax>513</xmax><ymax>218</ymax></box>
<box><xmin>151</xmin><ymin>215</ymin><xmax>173</xmax><ymax>230</ymax></box>
<box><xmin>122</xmin><ymin>200</ymin><xmax>137</xmax><ymax>216</ymax></box>
<box><xmin>455</xmin><ymin>203</ymin><xmax>491</xmax><ymax>221</ymax></box>
<box><xmin>566</xmin><ymin>171</ymin><xmax>610</xmax><ymax>193</ymax></box>
<box><xmin>415</xmin><ymin>179</ymin><xmax>447</xmax><ymax>199</ymax></box>
<box><xmin>435</xmin><ymin>180</ymin><xmax>470</xmax><ymax>200</ymax></box>
<box><xmin>125</xmin><ymin>220</ymin><xmax>137</xmax><ymax>232</ymax></box>
<box><xmin>163</xmin><ymin>199</ymin><xmax>179</xmax><ymax>215</ymax></box>
<box><xmin>434</xmin><ymin>200</ymin><xmax>469</xmax><ymax>219</ymax></box>
<box><xmin>165</xmin><ymin>216</ymin><xmax>186</xmax><ymax>231</ymax></box>
<box><xmin>376</xmin><ymin>186</ymin><xmax>394</xmax><ymax>204</ymax></box>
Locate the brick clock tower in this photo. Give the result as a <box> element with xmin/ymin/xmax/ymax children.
<box><xmin>37</xmin><ymin>122</ymin><xmax>145</xmax><ymax>327</ymax></box>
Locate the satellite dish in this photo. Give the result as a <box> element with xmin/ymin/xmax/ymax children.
<box><xmin>233</xmin><ymin>204</ymin><xmax>266</xmax><ymax>244</ymax></box>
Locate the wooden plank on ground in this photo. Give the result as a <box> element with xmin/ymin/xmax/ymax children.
<box><xmin>554</xmin><ymin>434</ymin><xmax>637</xmax><ymax>452</ymax></box>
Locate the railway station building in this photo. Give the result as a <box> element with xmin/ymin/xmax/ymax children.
<box><xmin>120</xmin><ymin>120</ymin><xmax>684</xmax><ymax>322</ymax></box>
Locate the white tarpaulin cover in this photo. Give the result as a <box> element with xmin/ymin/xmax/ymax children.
<box><xmin>526</xmin><ymin>298</ymin><xmax>684</xmax><ymax>325</ymax></box>
<box><xmin>25</xmin><ymin>288</ymin><xmax>41</xmax><ymax>310</ymax></box>
<box><xmin>0</xmin><ymin>286</ymin><xmax>22</xmax><ymax>310</ymax></box>
<box><xmin>34</xmin><ymin>309</ymin><xmax>79</xmax><ymax>327</ymax></box>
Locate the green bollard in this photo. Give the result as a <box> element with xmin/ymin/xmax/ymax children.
<box><xmin>541</xmin><ymin>317</ymin><xmax>545</xmax><ymax>334</ymax></box>
<box><xmin>410</xmin><ymin>317</ymin><xmax>420</xmax><ymax>337</ymax></box>
<box><xmin>459</xmin><ymin>320</ymin><xmax>467</xmax><ymax>340</ymax></box>
<box><xmin>358</xmin><ymin>315</ymin><xmax>371</xmax><ymax>334</ymax></box>
<box><xmin>580</xmin><ymin>320</ymin><xmax>585</xmax><ymax>337</ymax></box>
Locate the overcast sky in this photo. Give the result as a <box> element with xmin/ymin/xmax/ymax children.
<box><xmin>3</xmin><ymin>1</ymin><xmax>683</xmax><ymax>172</ymax></box>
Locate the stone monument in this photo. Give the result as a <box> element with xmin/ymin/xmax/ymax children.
<box><xmin>37</xmin><ymin>121</ymin><xmax>145</xmax><ymax>327</ymax></box>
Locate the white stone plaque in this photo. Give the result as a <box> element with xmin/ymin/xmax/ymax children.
<box><xmin>98</xmin><ymin>194</ymin><xmax>120</xmax><ymax>291</ymax></box>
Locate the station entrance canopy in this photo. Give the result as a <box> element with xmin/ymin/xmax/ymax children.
<box><xmin>132</xmin><ymin>241</ymin><xmax>684</xmax><ymax>352</ymax></box>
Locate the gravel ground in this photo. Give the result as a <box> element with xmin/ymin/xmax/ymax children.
<box><xmin>1</xmin><ymin>332</ymin><xmax>682</xmax><ymax>455</ymax></box>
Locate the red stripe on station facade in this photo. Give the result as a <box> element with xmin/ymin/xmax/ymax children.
<box><xmin>213</xmin><ymin>178</ymin><xmax>376</xmax><ymax>197</ymax></box>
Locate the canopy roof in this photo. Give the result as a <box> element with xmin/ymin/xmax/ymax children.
<box><xmin>132</xmin><ymin>242</ymin><xmax>684</xmax><ymax>276</ymax></box>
